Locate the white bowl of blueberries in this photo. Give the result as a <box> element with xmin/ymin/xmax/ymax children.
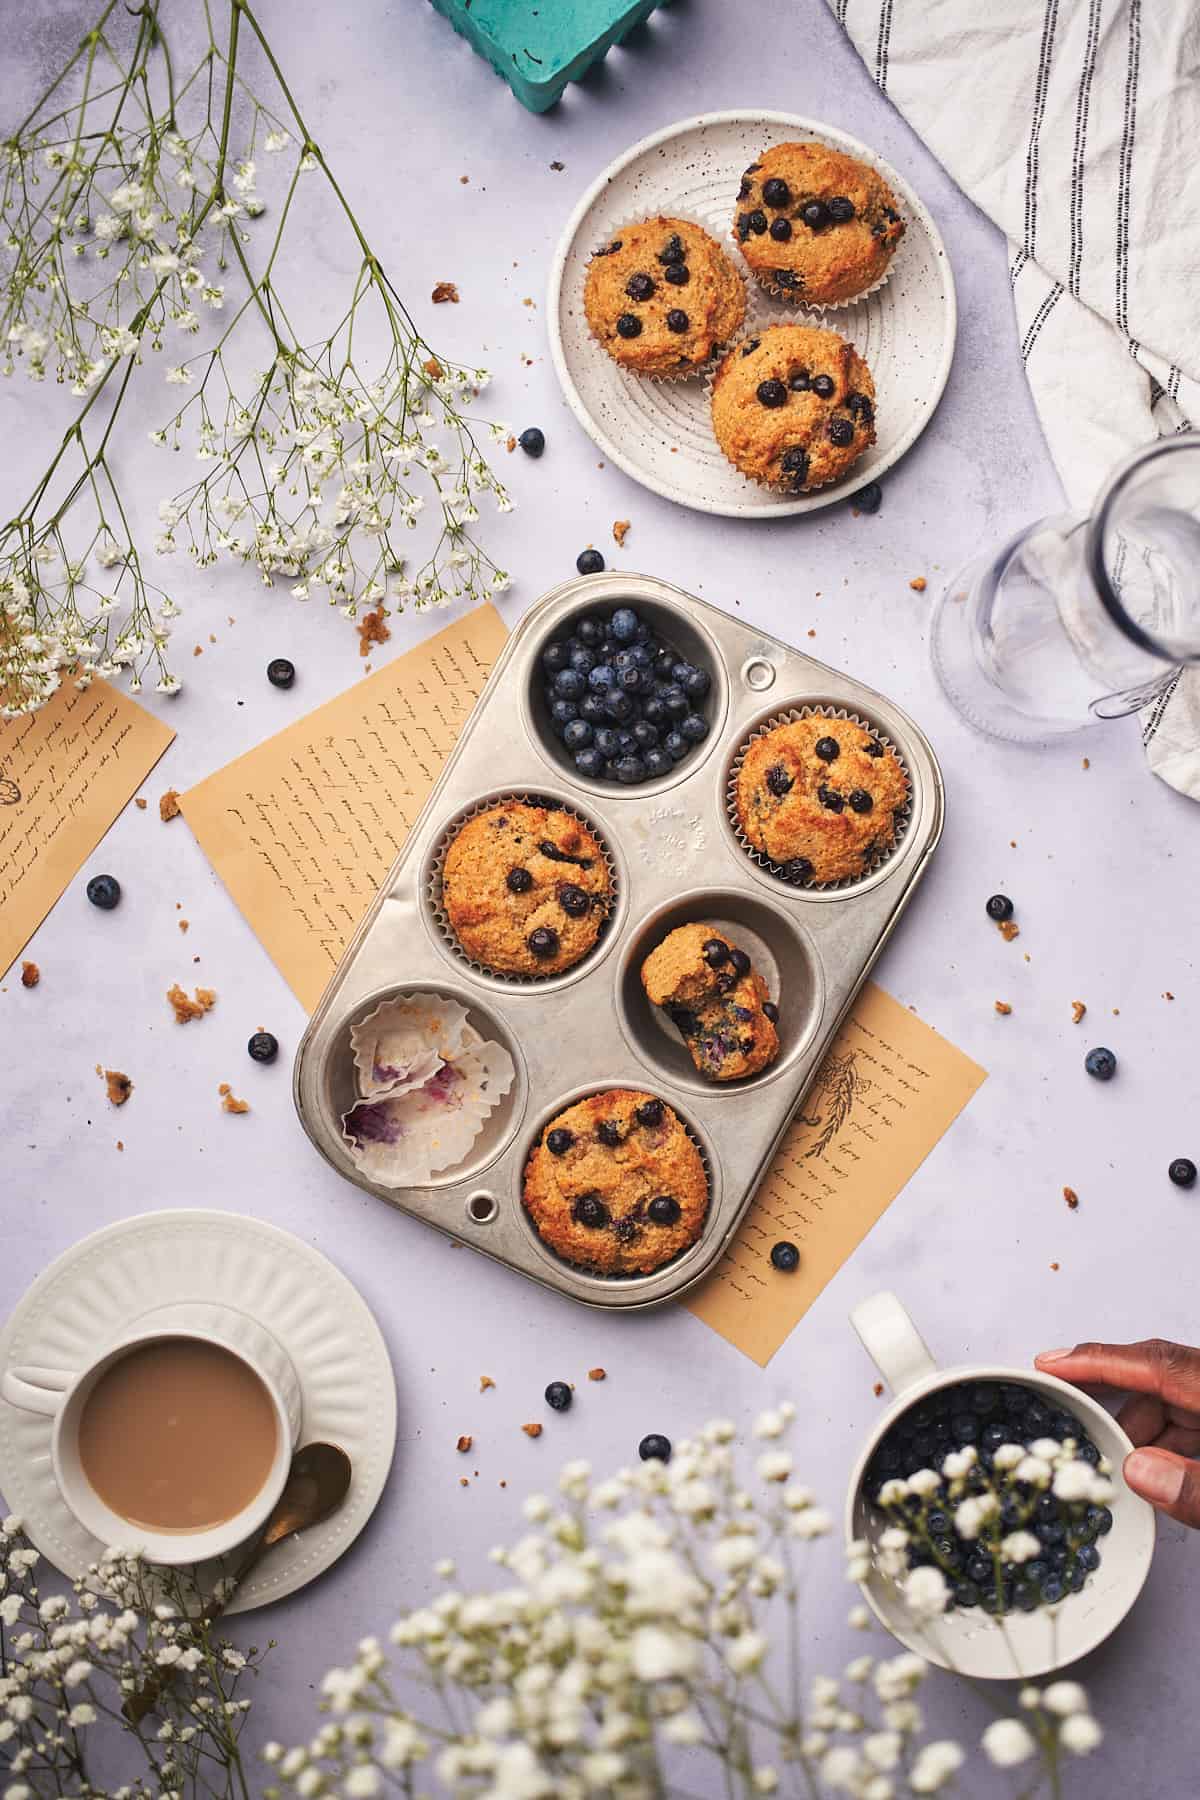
<box><xmin>536</xmin><ymin>597</ymin><xmax>715</xmax><ymax>787</ymax></box>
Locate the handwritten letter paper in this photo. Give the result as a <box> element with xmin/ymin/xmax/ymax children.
<box><xmin>686</xmin><ymin>982</ymin><xmax>987</xmax><ymax>1365</ymax></box>
<box><xmin>180</xmin><ymin>605</ymin><xmax>507</xmax><ymax>1010</ymax></box>
<box><xmin>0</xmin><ymin>680</ymin><xmax>175</xmax><ymax>979</ymax></box>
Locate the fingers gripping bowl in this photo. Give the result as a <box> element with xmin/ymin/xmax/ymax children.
<box><xmin>293</xmin><ymin>575</ymin><xmax>945</xmax><ymax>1310</ymax></box>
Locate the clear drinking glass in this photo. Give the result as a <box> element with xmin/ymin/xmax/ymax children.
<box><xmin>930</xmin><ymin>435</ymin><xmax>1200</xmax><ymax>741</ymax></box>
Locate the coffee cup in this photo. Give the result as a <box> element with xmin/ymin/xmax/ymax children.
<box><xmin>845</xmin><ymin>1291</ymin><xmax>1156</xmax><ymax>1678</ymax></box>
<box><xmin>1</xmin><ymin>1300</ymin><xmax>302</xmax><ymax>1566</ymax></box>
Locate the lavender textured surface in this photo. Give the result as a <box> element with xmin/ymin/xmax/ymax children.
<box><xmin>3</xmin><ymin>1</ymin><xmax>1198</xmax><ymax>1792</ymax></box>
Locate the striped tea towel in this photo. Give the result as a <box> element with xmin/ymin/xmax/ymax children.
<box><xmin>828</xmin><ymin>0</ymin><xmax>1200</xmax><ymax>798</ymax></box>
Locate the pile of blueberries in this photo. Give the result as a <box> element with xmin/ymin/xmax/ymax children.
<box><xmin>865</xmin><ymin>1380</ymin><xmax>1112</xmax><ymax>1616</ymax></box>
<box><xmin>541</xmin><ymin>605</ymin><xmax>711</xmax><ymax>785</ymax></box>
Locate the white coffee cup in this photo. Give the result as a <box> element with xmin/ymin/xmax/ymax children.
<box><xmin>1</xmin><ymin>1300</ymin><xmax>302</xmax><ymax>1566</ymax></box>
<box><xmin>845</xmin><ymin>1291</ymin><xmax>1156</xmax><ymax>1679</ymax></box>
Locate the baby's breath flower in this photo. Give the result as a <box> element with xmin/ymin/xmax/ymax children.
<box><xmin>981</xmin><ymin>1718</ymin><xmax>1037</xmax><ymax>1766</ymax></box>
<box><xmin>1060</xmin><ymin>1711</ymin><xmax>1103</xmax><ymax>1754</ymax></box>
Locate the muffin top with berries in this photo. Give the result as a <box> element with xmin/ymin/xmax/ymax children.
<box><xmin>734</xmin><ymin>141</ymin><xmax>905</xmax><ymax>304</ymax></box>
<box><xmin>584</xmin><ymin>216</ymin><xmax>746</xmax><ymax>378</ymax></box>
<box><xmin>734</xmin><ymin>715</ymin><xmax>907</xmax><ymax>885</ymax></box>
<box><xmin>523</xmin><ymin>1088</ymin><xmax>708</xmax><ymax>1276</ymax></box>
<box><xmin>441</xmin><ymin>802</ymin><xmax>612</xmax><ymax>977</ymax></box>
<box><xmin>711</xmin><ymin>324</ymin><xmax>875</xmax><ymax>493</ymax></box>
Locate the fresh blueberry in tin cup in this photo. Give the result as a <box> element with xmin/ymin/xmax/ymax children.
<box><xmin>549</xmin><ymin>698</ymin><xmax>580</xmax><ymax>732</ymax></box>
<box><xmin>552</xmin><ymin>668</ymin><xmax>585</xmax><ymax>700</ymax></box>
<box><xmin>661</xmin><ymin>686</ymin><xmax>689</xmax><ymax>721</ymax></box>
<box><xmin>576</xmin><ymin>615</ymin><xmax>603</xmax><ymax>646</ymax></box>
<box><xmin>663</xmin><ymin>730</ymin><xmax>689</xmax><ymax>763</ymax></box>
<box><xmin>614</xmin><ymin>754</ymin><xmax>646</xmax><ymax>785</ymax></box>
<box><xmin>643</xmin><ymin>748</ymin><xmax>673</xmax><ymax>777</ymax></box>
<box><xmin>542</xmin><ymin>640</ymin><xmax>570</xmax><ymax>673</ymax></box>
<box><xmin>574</xmin><ymin>747</ymin><xmax>605</xmax><ymax>779</ymax></box>
<box><xmin>588</xmin><ymin>662</ymin><xmax>615</xmax><ymax>691</ymax></box>
<box><xmin>680</xmin><ymin>712</ymin><xmax>709</xmax><ymax>744</ymax></box>
<box><xmin>569</xmin><ymin>646</ymin><xmax>596</xmax><ymax>675</ymax></box>
<box><xmin>632</xmin><ymin>719</ymin><xmax>660</xmax><ymax>750</ymax></box>
<box><xmin>603</xmin><ymin>690</ymin><xmax>635</xmax><ymax>725</ymax></box>
<box><xmin>561</xmin><ymin>719</ymin><xmax>592</xmax><ymax>754</ymax></box>
<box><xmin>610</xmin><ymin>607</ymin><xmax>639</xmax><ymax>643</ymax></box>
<box><xmin>579</xmin><ymin>693</ymin><xmax>607</xmax><ymax>724</ymax></box>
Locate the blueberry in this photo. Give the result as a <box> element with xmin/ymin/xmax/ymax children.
<box><xmin>951</xmin><ymin>1413</ymin><xmax>978</xmax><ymax>1443</ymax></box>
<box><xmin>856</xmin><ymin>480</ymin><xmax>883</xmax><ymax>514</ymax></box>
<box><xmin>86</xmin><ymin>873</ymin><xmax>121</xmax><ymax>910</ymax></box>
<box><xmin>757</xmin><ymin>378</ymin><xmax>788</xmax><ymax>408</ymax></box>
<box><xmin>247</xmin><ymin>1031</ymin><xmax>278</xmax><ymax>1063</ymax></box>
<box><xmin>580</xmin><ymin>695</ymin><xmax>607</xmax><ymax>726</ymax></box>
<box><xmin>702</xmin><ymin>939</ymin><xmax>730</xmax><ymax>968</ymax></box>
<box><xmin>664</xmin><ymin>262</ymin><xmax>690</xmax><ymax>286</ymax></box>
<box><xmin>267</xmin><ymin>657</ymin><xmax>295</xmax><ymax>689</ymax></box>
<box><xmin>762</xmin><ymin>1001</ymin><xmax>780</xmax><ymax>1024</ymax></box>
<box><xmin>545</xmin><ymin>1381</ymin><xmax>572</xmax><ymax>1411</ymax></box>
<box><xmin>762</xmin><ymin>176</ymin><xmax>791</xmax><ymax>207</ymax></box>
<box><xmin>1041</xmin><ymin>1574</ymin><xmax>1065</xmax><ymax>1603</ymax></box>
<box><xmin>639</xmin><ymin>1433</ymin><xmax>672</xmax><ymax>1461</ymax></box>
<box><xmin>596</xmin><ymin>1119</ymin><xmax>622</xmax><ymax>1147</ymax></box>
<box><xmin>926</xmin><ymin>1510</ymin><xmax>949</xmax><ymax>1536</ymax></box>
<box><xmin>954</xmin><ymin>1581</ymin><xmax>981</xmax><ymax>1608</ymax></box>
<box><xmin>729</xmin><ymin>948</ymin><xmax>751</xmax><ymax>977</ymax></box>
<box><xmin>562</xmin><ymin>719</ymin><xmax>593</xmax><ymax>753</ymax></box>
<box><xmin>817</xmin><ymin>785</ymin><xmax>844</xmax><ymax>813</ymax></box>
<box><xmin>642</xmin><ymin>698</ymin><xmax>668</xmax><ymax>728</ymax></box>
<box><xmin>783</xmin><ymin>857</ymin><xmax>814</xmax><ymax>884</ymax></box>
<box><xmin>789</xmin><ymin>369</ymin><xmax>811</xmax><ymax>392</ymax></box>
<box><xmin>827</xmin><ymin>196</ymin><xmax>856</xmax><ymax>224</ymax></box>
<box><xmin>661</xmin><ymin>685</ymin><xmax>689</xmax><ymax>720</ymax></box>
<box><xmin>603</xmin><ymin>691</ymin><xmax>635</xmax><ymax>724</ymax></box>
<box><xmin>965</xmin><ymin>1553</ymin><xmax>993</xmax><ymax>1585</ymax></box>
<box><xmin>801</xmin><ymin>199</ymin><xmax>830</xmax><ymax>230</ymax></box>
<box><xmin>615</xmin><ymin>313</ymin><xmax>642</xmax><ymax>339</ymax></box>
<box><xmin>656</xmin><ymin>234</ymin><xmax>685</xmax><ymax>266</ymax></box>
<box><xmin>681</xmin><ymin>665</ymin><xmax>710</xmax><ymax>699</ymax></box>
<box><xmin>553</xmin><ymin>668</ymin><xmax>585</xmax><ymax>702</ymax></box>
<box><xmin>780</xmin><ymin>446</ymin><xmax>810</xmax><ymax>485</ymax></box>
<box><xmin>636</xmin><ymin>1100</ymin><xmax>665</xmax><ymax>1129</ymax></box>
<box><xmin>846</xmin><ymin>392</ymin><xmax>874</xmax><ymax>424</ymax></box>
<box><xmin>576</xmin><ymin>616</ymin><xmax>603</xmax><ymax>646</ymax></box>
<box><xmin>592</xmin><ymin>727</ymin><xmax>619</xmax><ymax>759</ymax></box>
<box><xmin>1169</xmin><ymin>1157</ymin><xmax>1197</xmax><ymax>1188</ymax></box>
<box><xmin>576</xmin><ymin>549</ymin><xmax>605</xmax><ymax>575</ymax></box>
<box><xmin>549</xmin><ymin>698</ymin><xmax>579</xmax><ymax>733</ymax></box>
<box><xmin>848</xmin><ymin>790</ymin><xmax>874</xmax><ymax>814</ymax></box>
<box><xmin>1037</xmin><ymin>1519</ymin><xmax>1066</xmax><ymax>1545</ymax></box>
<box><xmin>663</xmin><ymin>731</ymin><xmax>689</xmax><ymax>763</ymax></box>
<box><xmin>666</xmin><ymin>309</ymin><xmax>689</xmax><ymax>334</ymax></box>
<box><xmin>981</xmin><ymin>1422</ymin><xmax>1008</xmax><ymax>1452</ymax></box>
<box><xmin>610</xmin><ymin>607</ymin><xmax>639</xmax><ymax>643</ymax></box>
<box><xmin>669</xmin><ymin>1006</ymin><xmax>701</xmax><ymax>1037</ymax></box>
<box><xmin>542</xmin><ymin>640</ymin><xmax>571</xmax><ymax>673</ymax></box>
<box><xmin>625</xmin><ymin>272</ymin><xmax>656</xmax><ymax>301</ymax></box>
<box><xmin>630</xmin><ymin>720</ymin><xmax>658</xmax><ymax>752</ymax></box>
<box><xmin>1087</xmin><ymin>1505</ymin><xmax>1113</xmax><ymax>1535</ymax></box>
<box><xmin>770</xmin><ymin>1240</ymin><xmax>800</xmax><ymax>1272</ymax></box>
<box><xmin>764</xmin><ymin>763</ymin><xmax>794</xmax><ymax>797</ymax></box>
<box><xmin>652</xmin><ymin>650</ymin><xmax>676</xmax><ymax>680</ymax></box>
<box><xmin>769</xmin><ymin>217</ymin><xmax>793</xmax><ymax>242</ymax></box>
<box><xmin>518</xmin><ymin>427</ymin><xmax>546</xmax><ymax>458</ymax></box>
<box><xmin>614</xmin><ymin>729</ymin><xmax>637</xmax><ymax>754</ymax></box>
<box><xmin>811</xmin><ymin>374</ymin><xmax>835</xmax><ymax>399</ymax></box>
<box><xmin>1077</xmin><ymin>1542</ymin><xmax>1101</xmax><ymax>1572</ymax></box>
<box><xmin>573</xmin><ymin>1193</ymin><xmax>609</xmax><ymax>1228</ymax></box>
<box><xmin>680</xmin><ymin>712</ymin><xmax>709</xmax><ymax>744</ymax></box>
<box><xmin>559</xmin><ymin>883</ymin><xmax>590</xmax><ymax>917</ymax></box>
<box><xmin>648</xmin><ymin>1195</ymin><xmax>681</xmax><ymax>1225</ymax></box>
<box><xmin>632</xmin><ymin>643</ymin><xmax>654</xmax><ymax>668</ymax></box>
<box><xmin>643</xmin><ymin>748</ymin><xmax>673</xmax><ymax>777</ymax></box>
<box><xmin>613</xmin><ymin>754</ymin><xmax>646</xmax><ymax>785</ymax></box>
<box><xmin>985</xmin><ymin>894</ymin><xmax>1013</xmax><ymax>921</ymax></box>
<box><xmin>1085</xmin><ymin>1046</ymin><xmax>1117</xmax><ymax>1081</ymax></box>
<box><xmin>827</xmin><ymin>417</ymin><xmax>854</xmax><ymax>448</ymax></box>
<box><xmin>527</xmin><ymin>926</ymin><xmax>559</xmax><ymax>959</ymax></box>
<box><xmin>812</xmin><ymin>735</ymin><xmax>839</xmax><ymax>762</ymax></box>
<box><xmin>971</xmin><ymin>1383</ymin><xmax>998</xmax><ymax>1413</ymax></box>
<box><xmin>547</xmin><ymin>1127</ymin><xmax>573</xmax><ymax>1155</ymax></box>
<box><xmin>616</xmin><ymin>665</ymin><xmax>642</xmax><ymax>693</ymax></box>
<box><xmin>747</xmin><ymin>209</ymin><xmax>767</xmax><ymax>235</ymax></box>
<box><xmin>588</xmin><ymin>664</ymin><xmax>615</xmax><ymax>692</ymax></box>
<box><xmin>506</xmin><ymin>867</ymin><xmax>533</xmax><ymax>893</ymax></box>
<box><xmin>574</xmin><ymin>748</ymin><xmax>605</xmax><ymax>779</ymax></box>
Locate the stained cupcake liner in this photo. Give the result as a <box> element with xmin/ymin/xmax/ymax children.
<box><xmin>427</xmin><ymin>791</ymin><xmax>619</xmax><ymax>985</ymax></box>
<box><xmin>342</xmin><ymin>1029</ymin><xmax>516</xmax><ymax>1188</ymax></box>
<box><xmin>586</xmin><ymin>209</ymin><xmax>751</xmax><ymax>385</ymax></box>
<box><xmin>350</xmin><ymin>992</ymin><xmax>471</xmax><ymax>1101</ymax></box>
<box><xmin>705</xmin><ymin>322</ymin><xmax>874</xmax><ymax>497</ymax></box>
<box><xmin>726</xmin><ymin>705</ymin><xmax>913</xmax><ymax>893</ymax></box>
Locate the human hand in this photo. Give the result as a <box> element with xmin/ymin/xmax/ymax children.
<box><xmin>1035</xmin><ymin>1340</ymin><xmax>1200</xmax><ymax>1527</ymax></box>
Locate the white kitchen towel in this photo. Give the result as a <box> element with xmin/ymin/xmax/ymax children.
<box><xmin>828</xmin><ymin>0</ymin><xmax>1200</xmax><ymax>797</ymax></box>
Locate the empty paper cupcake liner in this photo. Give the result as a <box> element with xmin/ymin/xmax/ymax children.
<box><xmin>726</xmin><ymin>705</ymin><xmax>913</xmax><ymax>893</ymax></box>
<box><xmin>427</xmin><ymin>791</ymin><xmax>619</xmax><ymax>985</ymax></box>
<box><xmin>350</xmin><ymin>992</ymin><xmax>471</xmax><ymax>1100</ymax></box>
<box><xmin>586</xmin><ymin>209</ymin><xmax>751</xmax><ymax>385</ymax></box>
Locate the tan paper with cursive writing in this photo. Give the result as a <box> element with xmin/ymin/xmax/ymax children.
<box><xmin>686</xmin><ymin>981</ymin><xmax>987</xmax><ymax>1364</ymax></box>
<box><xmin>0</xmin><ymin>680</ymin><xmax>175</xmax><ymax>980</ymax></box>
<box><xmin>179</xmin><ymin>605</ymin><xmax>508</xmax><ymax>1011</ymax></box>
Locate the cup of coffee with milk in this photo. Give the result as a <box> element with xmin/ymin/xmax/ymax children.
<box><xmin>1</xmin><ymin>1301</ymin><xmax>302</xmax><ymax>1564</ymax></box>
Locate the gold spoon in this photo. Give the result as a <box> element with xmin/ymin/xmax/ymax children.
<box><xmin>123</xmin><ymin>1442</ymin><xmax>352</xmax><ymax>1723</ymax></box>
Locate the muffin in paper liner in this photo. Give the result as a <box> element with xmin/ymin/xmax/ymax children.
<box><xmin>727</xmin><ymin>705</ymin><xmax>912</xmax><ymax>892</ymax></box>
<box><xmin>350</xmin><ymin>993</ymin><xmax>470</xmax><ymax>1100</ymax></box>
<box><xmin>583</xmin><ymin>211</ymin><xmax>749</xmax><ymax>384</ymax></box>
<box><xmin>706</xmin><ymin>321</ymin><xmax>876</xmax><ymax>496</ymax></box>
<box><xmin>342</xmin><ymin>1023</ymin><xmax>515</xmax><ymax>1188</ymax></box>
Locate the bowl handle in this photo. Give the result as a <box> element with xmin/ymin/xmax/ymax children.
<box><xmin>850</xmin><ymin>1292</ymin><xmax>937</xmax><ymax>1396</ymax></box>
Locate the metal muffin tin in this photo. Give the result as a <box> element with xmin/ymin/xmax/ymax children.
<box><xmin>293</xmin><ymin>573</ymin><xmax>945</xmax><ymax>1310</ymax></box>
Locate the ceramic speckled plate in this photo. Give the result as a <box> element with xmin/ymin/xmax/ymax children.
<box><xmin>548</xmin><ymin>111</ymin><xmax>957</xmax><ymax>516</ymax></box>
<box><xmin>0</xmin><ymin>1211</ymin><xmax>396</xmax><ymax>1613</ymax></box>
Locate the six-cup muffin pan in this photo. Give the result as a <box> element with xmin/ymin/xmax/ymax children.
<box><xmin>292</xmin><ymin>574</ymin><xmax>945</xmax><ymax>1311</ymax></box>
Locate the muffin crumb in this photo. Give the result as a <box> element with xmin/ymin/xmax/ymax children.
<box><xmin>103</xmin><ymin>1068</ymin><xmax>132</xmax><ymax>1105</ymax></box>
<box><xmin>20</xmin><ymin>960</ymin><xmax>39</xmax><ymax>989</ymax></box>
<box><xmin>431</xmin><ymin>281</ymin><xmax>459</xmax><ymax>304</ymax></box>
<box><xmin>456</xmin><ymin>1435</ymin><xmax>473</xmax><ymax>1453</ymax></box>
<box><xmin>1071</xmin><ymin>1000</ymin><xmax>1087</xmax><ymax>1023</ymax></box>
<box><xmin>1063</xmin><ymin>1186</ymin><xmax>1079</xmax><ymax>1210</ymax></box>
<box><xmin>357</xmin><ymin>604</ymin><xmax>391</xmax><ymax>657</ymax></box>
<box><xmin>167</xmin><ymin>983</ymin><xmax>216</xmax><ymax>1023</ymax></box>
<box><xmin>994</xmin><ymin>1000</ymin><xmax>1012</xmax><ymax>1015</ymax></box>
<box><xmin>134</xmin><ymin>796</ymin><xmax>147</xmax><ymax>810</ymax></box>
<box><xmin>997</xmin><ymin>919</ymin><xmax>1020</xmax><ymax>942</ymax></box>
<box><xmin>217</xmin><ymin>1081</ymin><xmax>249</xmax><ymax>1114</ymax></box>
<box><xmin>159</xmin><ymin>788</ymin><xmax>181</xmax><ymax>822</ymax></box>
<box><xmin>479</xmin><ymin>1376</ymin><xmax>496</xmax><ymax>1393</ymax></box>
<box><xmin>612</xmin><ymin>519</ymin><xmax>631</xmax><ymax>547</ymax></box>
<box><xmin>909</xmin><ymin>576</ymin><xmax>927</xmax><ymax>592</ymax></box>
<box><xmin>522</xmin><ymin>1423</ymin><xmax>543</xmax><ymax>1440</ymax></box>
<box><xmin>588</xmin><ymin>1368</ymin><xmax>607</xmax><ymax>1382</ymax></box>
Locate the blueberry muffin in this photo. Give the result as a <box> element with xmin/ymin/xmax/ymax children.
<box><xmin>584</xmin><ymin>216</ymin><xmax>746</xmax><ymax>379</ymax></box>
<box><xmin>523</xmin><ymin>1088</ymin><xmax>708</xmax><ymax>1275</ymax></box>
<box><xmin>734</xmin><ymin>142</ymin><xmax>905</xmax><ymax>305</ymax></box>
<box><xmin>641</xmin><ymin>924</ymin><xmax>779</xmax><ymax>1082</ymax></box>
<box><xmin>442</xmin><ymin>802</ymin><xmax>612</xmax><ymax>976</ymax></box>
<box><xmin>734</xmin><ymin>716</ymin><xmax>907</xmax><ymax>884</ymax></box>
<box><xmin>710</xmin><ymin>324</ymin><xmax>875</xmax><ymax>492</ymax></box>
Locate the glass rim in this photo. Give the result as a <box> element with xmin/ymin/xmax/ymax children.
<box><xmin>1085</xmin><ymin>432</ymin><xmax>1200</xmax><ymax>663</ymax></box>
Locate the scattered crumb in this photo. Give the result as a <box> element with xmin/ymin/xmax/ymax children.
<box><xmin>505</xmin><ymin>434</ymin><xmax>517</xmax><ymax>453</ymax></box>
<box><xmin>159</xmin><ymin>789</ymin><xmax>181</xmax><ymax>822</ymax></box>
<box><xmin>997</xmin><ymin>919</ymin><xmax>1020</xmax><ymax>942</ymax></box>
<box><xmin>1082</xmin><ymin>757</ymin><xmax>1090</xmax><ymax>769</ymax></box>
<box><xmin>167</xmin><ymin>983</ymin><xmax>216</xmax><ymax>1023</ymax></box>
<box><xmin>807</xmin><ymin>628</ymin><xmax>816</xmax><ymax>638</ymax></box>
<box><xmin>909</xmin><ymin>577</ymin><xmax>927</xmax><ymax>592</ymax></box>
<box><xmin>459</xmin><ymin>1476</ymin><xmax>469</xmax><ymax>1487</ymax></box>
<box><xmin>873</xmin><ymin>1382</ymin><xmax>884</xmax><ymax>1398</ymax></box>
<box><xmin>499</xmin><ymin>1479</ymin><xmax>507</xmax><ymax>1488</ymax></box>
<box><xmin>356</xmin><ymin>604</ymin><xmax>391</xmax><ymax>657</ymax></box>
<box><xmin>549</xmin><ymin>160</ymin><xmax>565</xmax><ymax>171</ymax></box>
<box><xmin>522</xmin><ymin>296</ymin><xmax>534</xmax><ymax>307</ymax></box>
<box><xmin>1050</xmin><ymin>1261</ymin><xmax>1060</xmax><ymax>1272</ymax></box>
<box><xmin>459</xmin><ymin>174</ymin><xmax>468</xmax><ymax>184</ymax></box>
<box><xmin>587</xmin><ymin>1368</ymin><xmax>606</xmax><ymax>1382</ymax></box>
<box><xmin>209</xmin><ymin>634</ymin><xmax>216</xmax><ymax>644</ymax></box>
<box><xmin>423</xmin><ymin>355</ymin><xmax>443</xmax><ymax>378</ymax></box>
<box><xmin>1023</xmin><ymin>952</ymin><xmax>1031</xmax><ymax>962</ymax></box>
<box><xmin>193</xmin><ymin>955</ymin><xmax>200</xmax><ymax>963</ymax></box>
<box><xmin>1071</xmin><ymin>1000</ymin><xmax>1087</xmax><ymax>1024</ymax></box>
<box><xmin>1164</xmin><ymin>991</ymin><xmax>1175</xmax><ymax>1001</ymax></box>
<box><xmin>994</xmin><ymin>1000</ymin><xmax>1012</xmax><ymax>1015</ymax></box>
<box><xmin>1063</xmin><ymin>1186</ymin><xmax>1079</xmax><ymax>1210</ymax></box>
<box><xmin>20</xmin><ymin>960</ymin><xmax>39</xmax><ymax>989</ymax></box>
<box><xmin>1010</xmin><ymin>839</ymin><xmax>1017</xmax><ymax>848</ymax></box>
<box><xmin>102</xmin><ymin>1068</ymin><xmax>133</xmax><ymax>1106</ymax></box>
<box><xmin>431</xmin><ymin>281</ymin><xmax>459</xmax><ymax>304</ymax></box>
<box><xmin>178</xmin><ymin>918</ymin><xmax>189</xmax><ymax>933</ymax></box>
<box><xmin>479</xmin><ymin>1376</ymin><xmax>495</xmax><ymax>1393</ymax></box>
<box><xmin>456</xmin><ymin>1435</ymin><xmax>473</xmax><ymax>1454</ymax></box>
<box><xmin>1112</xmin><ymin>1007</ymin><xmax>1120</xmax><ymax>1016</ymax></box>
<box><xmin>192</xmin><ymin>644</ymin><xmax>203</xmax><ymax>657</ymax></box>
<box><xmin>217</xmin><ymin>1081</ymin><xmax>250</xmax><ymax>1114</ymax></box>
<box><xmin>612</xmin><ymin>519</ymin><xmax>631</xmax><ymax>547</ymax></box>
<box><xmin>116</xmin><ymin>1140</ymin><xmax>123</xmax><ymax>1152</ymax></box>
<box><xmin>134</xmin><ymin>796</ymin><xmax>147</xmax><ymax>811</ymax></box>
<box><xmin>522</xmin><ymin>1423</ymin><xmax>543</xmax><ymax>1439</ymax></box>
